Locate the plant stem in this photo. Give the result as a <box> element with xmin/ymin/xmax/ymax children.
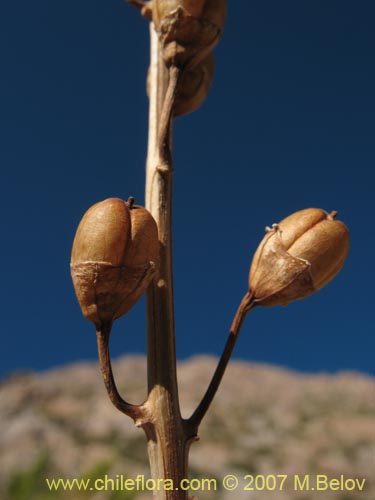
<box><xmin>144</xmin><ymin>25</ymin><xmax>190</xmax><ymax>500</ymax></box>
<box><xmin>188</xmin><ymin>292</ymin><xmax>255</xmax><ymax>431</ymax></box>
<box><xmin>157</xmin><ymin>65</ymin><xmax>181</xmax><ymax>172</ymax></box>
<box><xmin>96</xmin><ymin>322</ymin><xmax>143</xmax><ymax>421</ymax></box>
<box><xmin>127</xmin><ymin>0</ymin><xmax>152</xmax><ymax>20</ymax></box>
<box><xmin>93</xmin><ymin>9</ymin><xmax>255</xmax><ymax>500</ymax></box>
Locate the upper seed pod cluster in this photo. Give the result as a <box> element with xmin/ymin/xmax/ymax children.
<box><xmin>137</xmin><ymin>0</ymin><xmax>226</xmax><ymax>118</ymax></box>
<box><xmin>152</xmin><ymin>0</ymin><xmax>227</xmax><ymax>69</ymax></box>
<box><xmin>147</xmin><ymin>53</ymin><xmax>215</xmax><ymax>117</ymax></box>
<box><xmin>249</xmin><ymin>208</ymin><xmax>349</xmax><ymax>307</ymax></box>
<box><xmin>71</xmin><ymin>198</ymin><xmax>159</xmax><ymax>326</ymax></box>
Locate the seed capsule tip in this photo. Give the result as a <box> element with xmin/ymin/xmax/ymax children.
<box><xmin>328</xmin><ymin>210</ymin><xmax>338</xmax><ymax>220</ymax></box>
<box><xmin>265</xmin><ymin>223</ymin><xmax>279</xmax><ymax>233</ymax></box>
<box><xmin>127</xmin><ymin>196</ymin><xmax>136</xmax><ymax>208</ymax></box>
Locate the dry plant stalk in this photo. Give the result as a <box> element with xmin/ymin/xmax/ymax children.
<box><xmin>143</xmin><ymin>25</ymin><xmax>190</xmax><ymax>498</ymax></box>
<box><xmin>70</xmin><ymin>4</ymin><xmax>350</xmax><ymax>499</ymax></box>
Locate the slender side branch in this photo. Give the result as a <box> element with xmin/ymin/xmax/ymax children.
<box><xmin>96</xmin><ymin>322</ymin><xmax>143</xmax><ymax>421</ymax></box>
<box><xmin>187</xmin><ymin>291</ymin><xmax>255</xmax><ymax>431</ymax></box>
<box><xmin>157</xmin><ymin>65</ymin><xmax>181</xmax><ymax>172</ymax></box>
<box><xmin>127</xmin><ymin>0</ymin><xmax>152</xmax><ymax>19</ymax></box>
<box><xmin>127</xmin><ymin>0</ymin><xmax>145</xmax><ymax>9</ymax></box>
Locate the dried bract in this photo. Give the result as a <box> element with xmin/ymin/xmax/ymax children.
<box><xmin>71</xmin><ymin>198</ymin><xmax>159</xmax><ymax>326</ymax></box>
<box><xmin>249</xmin><ymin>208</ymin><xmax>349</xmax><ymax>306</ymax></box>
<box><xmin>152</xmin><ymin>0</ymin><xmax>227</xmax><ymax>68</ymax></box>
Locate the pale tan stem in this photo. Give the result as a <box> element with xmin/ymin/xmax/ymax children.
<box><xmin>144</xmin><ymin>25</ymin><xmax>190</xmax><ymax>500</ymax></box>
<box><xmin>96</xmin><ymin>322</ymin><xmax>143</xmax><ymax>421</ymax></box>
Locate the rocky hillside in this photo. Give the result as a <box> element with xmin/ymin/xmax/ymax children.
<box><xmin>1</xmin><ymin>357</ymin><xmax>374</xmax><ymax>499</ymax></box>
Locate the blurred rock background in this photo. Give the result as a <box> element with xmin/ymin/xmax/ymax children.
<box><xmin>1</xmin><ymin>356</ymin><xmax>374</xmax><ymax>499</ymax></box>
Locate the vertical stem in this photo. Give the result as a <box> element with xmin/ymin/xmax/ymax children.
<box><xmin>144</xmin><ymin>25</ymin><xmax>189</xmax><ymax>500</ymax></box>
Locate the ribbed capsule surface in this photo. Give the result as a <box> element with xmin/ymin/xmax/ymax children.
<box><xmin>71</xmin><ymin>198</ymin><xmax>159</xmax><ymax>325</ymax></box>
<box><xmin>71</xmin><ymin>198</ymin><xmax>131</xmax><ymax>267</ymax></box>
<box><xmin>152</xmin><ymin>0</ymin><xmax>226</xmax><ymax>68</ymax></box>
<box><xmin>249</xmin><ymin>208</ymin><xmax>349</xmax><ymax>307</ymax></box>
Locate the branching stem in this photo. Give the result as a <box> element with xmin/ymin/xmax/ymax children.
<box><xmin>96</xmin><ymin>322</ymin><xmax>143</xmax><ymax>421</ymax></box>
<box><xmin>95</xmin><ymin>13</ymin><xmax>255</xmax><ymax>500</ymax></box>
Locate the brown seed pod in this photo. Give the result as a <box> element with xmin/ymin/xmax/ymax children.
<box><xmin>174</xmin><ymin>53</ymin><xmax>214</xmax><ymax>117</ymax></box>
<box><xmin>249</xmin><ymin>208</ymin><xmax>349</xmax><ymax>307</ymax></box>
<box><xmin>146</xmin><ymin>53</ymin><xmax>215</xmax><ymax>116</ymax></box>
<box><xmin>70</xmin><ymin>198</ymin><xmax>159</xmax><ymax>326</ymax></box>
<box><xmin>152</xmin><ymin>0</ymin><xmax>227</xmax><ymax>68</ymax></box>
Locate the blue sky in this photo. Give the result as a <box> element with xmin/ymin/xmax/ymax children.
<box><xmin>1</xmin><ymin>1</ymin><xmax>374</xmax><ymax>378</ymax></box>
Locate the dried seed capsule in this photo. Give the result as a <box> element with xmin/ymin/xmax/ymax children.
<box><xmin>71</xmin><ymin>198</ymin><xmax>158</xmax><ymax>326</ymax></box>
<box><xmin>174</xmin><ymin>53</ymin><xmax>214</xmax><ymax>116</ymax></box>
<box><xmin>152</xmin><ymin>0</ymin><xmax>227</xmax><ymax>68</ymax></box>
<box><xmin>146</xmin><ymin>53</ymin><xmax>215</xmax><ymax>116</ymax></box>
<box><xmin>249</xmin><ymin>208</ymin><xmax>349</xmax><ymax>307</ymax></box>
